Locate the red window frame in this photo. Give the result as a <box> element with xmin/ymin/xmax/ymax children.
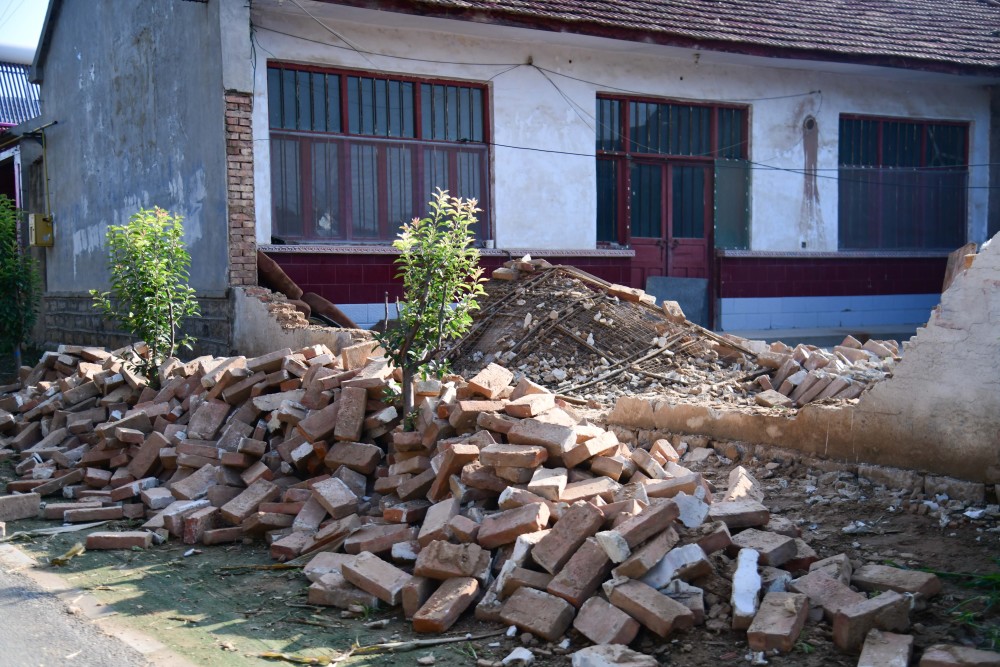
<box><xmin>595</xmin><ymin>94</ymin><xmax>749</xmax><ymax>247</ymax></box>
<box><xmin>267</xmin><ymin>63</ymin><xmax>492</xmax><ymax>243</ymax></box>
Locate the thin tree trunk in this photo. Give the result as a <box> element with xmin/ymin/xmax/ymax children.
<box><xmin>402</xmin><ymin>365</ymin><xmax>414</xmax><ymax>422</ymax></box>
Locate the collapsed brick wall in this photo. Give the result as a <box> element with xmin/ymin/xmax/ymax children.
<box><xmin>42</xmin><ymin>294</ymin><xmax>232</xmax><ymax>358</ymax></box>
<box><xmin>225</xmin><ymin>91</ymin><xmax>257</xmax><ymax>288</ymax></box>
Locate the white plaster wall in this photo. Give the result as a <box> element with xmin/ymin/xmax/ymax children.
<box><xmin>248</xmin><ymin>4</ymin><xmax>993</xmax><ymax>251</ymax></box>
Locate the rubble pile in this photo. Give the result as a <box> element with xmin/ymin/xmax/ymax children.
<box><xmin>454</xmin><ymin>262</ymin><xmax>898</xmax><ymax>411</ymax></box>
<box><xmin>749</xmin><ymin>335</ymin><xmax>901</xmax><ymax>409</ymax></box>
<box><xmin>0</xmin><ymin>343</ymin><xmax>985</xmax><ymax>665</ymax></box>
<box><xmin>449</xmin><ymin>262</ymin><xmax>760</xmax><ymax>404</ymax></box>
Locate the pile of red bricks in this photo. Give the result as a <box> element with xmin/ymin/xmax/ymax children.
<box><xmin>751</xmin><ymin>335</ymin><xmax>900</xmax><ymax>409</ymax></box>
<box><xmin>0</xmin><ymin>344</ymin><xmax>988</xmax><ymax>666</ymax></box>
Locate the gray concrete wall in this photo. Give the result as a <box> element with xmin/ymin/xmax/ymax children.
<box><xmin>33</xmin><ymin>0</ymin><xmax>230</xmax><ymax>294</ymax></box>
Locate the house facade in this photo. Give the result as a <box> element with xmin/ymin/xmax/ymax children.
<box><xmin>23</xmin><ymin>0</ymin><xmax>1000</xmax><ymax>349</ymax></box>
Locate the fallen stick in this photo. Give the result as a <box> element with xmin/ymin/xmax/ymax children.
<box><xmin>0</xmin><ymin>520</ymin><xmax>109</xmax><ymax>542</ymax></box>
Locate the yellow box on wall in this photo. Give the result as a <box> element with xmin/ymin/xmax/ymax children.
<box><xmin>28</xmin><ymin>213</ymin><xmax>53</xmax><ymax>247</ymax></box>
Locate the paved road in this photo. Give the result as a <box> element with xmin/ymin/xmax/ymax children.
<box><xmin>0</xmin><ymin>565</ymin><xmax>150</xmax><ymax>667</ymax></box>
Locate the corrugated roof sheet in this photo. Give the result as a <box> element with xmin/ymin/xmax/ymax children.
<box><xmin>0</xmin><ymin>61</ymin><xmax>40</xmax><ymax>126</ymax></box>
<box><xmin>328</xmin><ymin>0</ymin><xmax>1000</xmax><ymax>74</ymax></box>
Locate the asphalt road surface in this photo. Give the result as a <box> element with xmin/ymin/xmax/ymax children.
<box><xmin>0</xmin><ymin>565</ymin><xmax>150</xmax><ymax>667</ymax></box>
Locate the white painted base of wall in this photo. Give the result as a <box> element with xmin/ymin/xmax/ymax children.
<box><xmin>718</xmin><ymin>294</ymin><xmax>940</xmax><ymax>331</ymax></box>
<box><xmin>337</xmin><ymin>303</ymin><xmax>398</xmax><ymax>330</ymax></box>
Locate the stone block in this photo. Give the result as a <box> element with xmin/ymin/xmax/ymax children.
<box><xmin>731</xmin><ymin>548</ymin><xmax>762</xmax><ymax>630</ymax></box>
<box><xmin>467</xmin><ymin>363</ymin><xmax>514</xmax><ymax>399</ymax></box>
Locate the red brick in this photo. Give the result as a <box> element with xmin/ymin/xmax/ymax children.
<box><xmin>182</xmin><ymin>506</ymin><xmax>219</xmax><ymax>544</ymax></box>
<box><xmin>546</xmin><ymin>537</ymin><xmax>613</xmax><ymax>607</ymax></box>
<box><xmin>186</xmin><ymin>399</ymin><xmax>231</xmax><ymax>440</ymax></box>
<box><xmin>308</xmin><ymin>573</ymin><xmax>381</xmax><ymax>609</ymax></box>
<box><xmin>467</xmin><ymin>363</ymin><xmax>514</xmax><ymax>399</ymax></box>
<box><xmin>412</xmin><ymin>577</ymin><xmax>479</xmax><ymax>633</ymax></box>
<box><xmin>170</xmin><ymin>464</ymin><xmax>219</xmax><ymax>501</ymax></box>
<box><xmin>851</xmin><ymin>564</ymin><xmax>942</xmax><ymax>599</ymax></box>
<box><xmin>573</xmin><ymin>596</ymin><xmax>641</xmax><ymax>645</ymax></box>
<box><xmin>449</xmin><ymin>400</ymin><xmax>506</xmax><ymax>432</ymax></box>
<box><xmin>220</xmin><ymin>479</ymin><xmax>281</xmax><ymax>524</ymax></box>
<box><xmin>832</xmin><ymin>590</ymin><xmax>911</xmax><ymax>652</ymax></box>
<box><xmin>708</xmin><ymin>498</ymin><xmax>770</xmax><ymax>529</ymax></box>
<box><xmin>428</xmin><ymin>444</ymin><xmax>480</xmax><ymax>501</ymax></box>
<box><xmin>507</xmin><ymin>419</ymin><xmax>576</xmax><ymax>461</ymax></box>
<box><xmin>0</xmin><ymin>492</ymin><xmax>40</xmax><ymax>521</ymax></box>
<box><xmin>270</xmin><ymin>531</ymin><xmax>313</xmax><ymax>561</ymax></box>
<box><xmin>747</xmin><ymin>592</ymin><xmax>809</xmax><ymax>654</ymax></box>
<box><xmin>530</xmin><ymin>501</ymin><xmax>604</xmax><ymax>574</ymax></box>
<box><xmin>500</xmin><ymin>567</ymin><xmax>554</xmax><ymax>597</ymax></box>
<box><xmin>402</xmin><ymin>576</ymin><xmax>437</xmax><ymax>620</ymax></box>
<box><xmin>64</xmin><ymin>506</ymin><xmax>124</xmax><ymax>522</ymax></box>
<box><xmin>614</xmin><ymin>526</ymin><xmax>680</xmax><ymax>579</ymax></box>
<box><xmin>414</xmin><ymin>540</ymin><xmax>490</xmax><ymax>581</ymax></box>
<box><xmin>342</xmin><ymin>552</ymin><xmax>413</xmax><ymax>606</ymax></box>
<box><xmin>606</xmin><ymin>579</ymin><xmax>694</xmax><ymax>637</ymax></box>
<box><xmin>296</xmin><ymin>401</ymin><xmax>341</xmax><ymax>443</ymax></box>
<box><xmin>333</xmin><ymin>386</ymin><xmax>367</xmax><ymax>442</ymax></box>
<box><xmin>478</xmin><ymin>503</ymin><xmax>550</xmax><ymax>550</ymax></box>
<box><xmin>918</xmin><ymin>644</ymin><xmax>1000</xmax><ymax>667</ymax></box>
<box><xmin>857</xmin><ymin>630</ymin><xmax>914</xmax><ymax>667</ymax></box>
<box><xmin>528</xmin><ymin>467</ymin><xmax>567</xmax><ymax>501</ymax></box>
<box><xmin>728</xmin><ymin>529</ymin><xmax>797</xmax><ymax>566</ymax></box>
<box><xmin>788</xmin><ymin>570</ymin><xmax>867</xmax><ymax>622</ymax></box>
<box><xmin>560</xmin><ymin>477</ymin><xmax>621</xmax><ymax>504</ymax></box>
<box><xmin>479</xmin><ymin>443</ymin><xmax>548</xmax><ymax>468</ymax></box>
<box><xmin>86</xmin><ymin>531</ymin><xmax>153</xmax><ymax>550</ymax></box>
<box><xmin>447</xmin><ymin>514</ymin><xmax>480</xmax><ymax>543</ymax></box>
<box><xmin>418</xmin><ymin>498</ymin><xmax>459</xmax><ymax>547</ymax></box>
<box><xmin>613</xmin><ymin>498</ymin><xmax>679</xmax><ymax>548</ymax></box>
<box><xmin>343</xmin><ymin>523</ymin><xmax>416</xmax><ymax>555</ymax></box>
<box><xmin>504</xmin><ymin>393</ymin><xmax>555</xmax><ymax>419</ymax></box>
<box><xmin>500</xmin><ymin>587</ymin><xmax>576</xmax><ymax>642</ymax></box>
<box><xmin>397</xmin><ymin>468</ymin><xmax>435</xmax><ymax>501</ymax></box>
<box><xmin>202</xmin><ymin>526</ymin><xmax>244</xmax><ymax>545</ymax></box>
<box><xmin>310</xmin><ymin>477</ymin><xmax>358</xmax><ymax>519</ymax></box>
<box><xmin>325</xmin><ymin>441</ymin><xmax>382</xmax><ymax>475</ymax></box>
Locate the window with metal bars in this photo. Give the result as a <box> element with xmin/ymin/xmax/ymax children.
<box><xmin>595</xmin><ymin>96</ymin><xmax>749</xmax><ymax>248</ymax></box>
<box><xmin>838</xmin><ymin>116</ymin><xmax>968</xmax><ymax>250</ymax></box>
<box><xmin>267</xmin><ymin>64</ymin><xmax>489</xmax><ymax>243</ymax></box>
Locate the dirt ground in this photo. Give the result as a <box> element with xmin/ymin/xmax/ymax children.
<box><xmin>2</xmin><ymin>441</ymin><xmax>998</xmax><ymax>667</ymax></box>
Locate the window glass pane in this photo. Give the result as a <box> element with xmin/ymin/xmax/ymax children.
<box><xmin>374</xmin><ymin>78</ymin><xmax>388</xmax><ymax>136</ymax></box>
<box><xmin>270</xmin><ymin>137</ymin><xmax>301</xmax><ymax>238</ymax></box>
<box><xmin>470</xmin><ymin>88</ymin><xmax>483</xmax><ymax>142</ymax></box>
<box><xmin>424</xmin><ymin>146</ymin><xmax>450</xmax><ymax>198</ymax></box>
<box><xmin>433</xmin><ymin>85</ymin><xmax>446</xmax><ymax>139</ymax></box>
<box><xmin>839</xmin><ymin>116</ymin><xmax>968</xmax><ymax>249</ymax></box>
<box><xmin>311</xmin><ymin>140</ymin><xmax>340</xmax><ymax>238</ymax></box>
<box><xmin>311</xmin><ymin>73</ymin><xmax>325</xmax><ymax>132</ymax></box>
<box><xmin>296</xmin><ymin>70</ymin><xmax>311</xmax><ymax>131</ymax></box>
<box><xmin>388</xmin><ymin>80</ymin><xmax>401</xmax><ymax>138</ymax></box>
<box><xmin>456</xmin><ymin>149</ymin><xmax>484</xmax><ymax>237</ymax></box>
<box><xmin>327</xmin><ymin>74</ymin><xmax>341</xmax><ymax>132</ymax></box>
<box><xmin>350</xmin><ymin>143</ymin><xmax>379</xmax><ymax>238</ymax></box>
<box><xmin>714</xmin><ymin>159</ymin><xmax>749</xmax><ymax>248</ymax></box>
<box><xmin>596</xmin><ymin>98</ymin><xmax>621</xmax><ymax>152</ymax></box>
<box><xmin>672</xmin><ymin>166</ymin><xmax>705</xmax><ymax>238</ymax></box>
<box><xmin>361</xmin><ymin>77</ymin><xmax>375</xmax><ymax>135</ymax></box>
<box><xmin>267</xmin><ymin>67</ymin><xmax>282</xmax><ymax>128</ymax></box>
<box><xmin>402</xmin><ymin>82</ymin><xmax>415</xmax><ymax>138</ymax></box>
<box><xmin>630</xmin><ymin>163</ymin><xmax>661</xmax><ymax>238</ymax></box>
<box><xmin>421</xmin><ymin>83</ymin><xmax>431</xmax><ymax>139</ymax></box>
<box><xmin>347</xmin><ymin>77</ymin><xmax>360</xmax><ymax>135</ymax></box>
<box><xmin>446</xmin><ymin>86</ymin><xmax>458</xmax><ymax>141</ymax></box>
<box><xmin>596</xmin><ymin>158</ymin><xmax>618</xmax><ymax>243</ymax></box>
<box><xmin>386</xmin><ymin>145</ymin><xmax>414</xmax><ymax>237</ymax></box>
<box><xmin>281</xmin><ymin>69</ymin><xmax>296</xmax><ymax>130</ymax></box>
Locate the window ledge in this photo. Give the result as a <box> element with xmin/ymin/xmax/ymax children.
<box><xmin>716</xmin><ymin>249</ymin><xmax>953</xmax><ymax>259</ymax></box>
<box><xmin>260</xmin><ymin>244</ymin><xmax>635</xmax><ymax>258</ymax></box>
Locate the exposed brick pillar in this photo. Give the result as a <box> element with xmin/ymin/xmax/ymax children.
<box><xmin>225</xmin><ymin>91</ymin><xmax>257</xmax><ymax>287</ymax></box>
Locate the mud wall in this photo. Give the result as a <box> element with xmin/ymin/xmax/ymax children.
<box><xmin>610</xmin><ymin>232</ymin><xmax>1000</xmax><ymax>484</ymax></box>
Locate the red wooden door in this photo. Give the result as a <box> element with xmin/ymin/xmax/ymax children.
<box><xmin>628</xmin><ymin>161</ymin><xmax>711</xmax><ymax>284</ymax></box>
